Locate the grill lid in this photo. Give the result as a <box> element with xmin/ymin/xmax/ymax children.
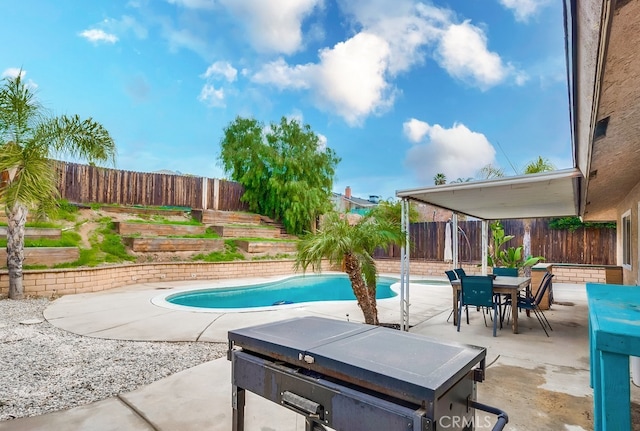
<box><xmin>229</xmin><ymin>316</ymin><xmax>486</xmax><ymax>403</ymax></box>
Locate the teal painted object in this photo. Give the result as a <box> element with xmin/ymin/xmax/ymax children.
<box><xmin>492</xmin><ymin>267</ymin><xmax>518</xmax><ymax>277</ymax></box>
<box><xmin>587</xmin><ymin>283</ymin><xmax>640</xmax><ymax>430</ymax></box>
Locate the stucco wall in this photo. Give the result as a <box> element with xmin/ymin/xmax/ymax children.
<box><xmin>616</xmin><ymin>178</ymin><xmax>640</xmax><ymax>285</ymax></box>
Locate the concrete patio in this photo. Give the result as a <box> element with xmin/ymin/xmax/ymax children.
<box><xmin>0</xmin><ymin>274</ymin><xmax>638</xmax><ymax>430</ymax></box>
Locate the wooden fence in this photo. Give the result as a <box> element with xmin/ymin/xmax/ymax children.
<box><xmin>375</xmin><ymin>218</ymin><xmax>617</xmax><ymax>265</ymax></box>
<box><xmin>55</xmin><ymin>161</ymin><xmax>248</xmax><ymax>211</ymax></box>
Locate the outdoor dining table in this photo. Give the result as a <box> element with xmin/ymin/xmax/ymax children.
<box><xmin>450</xmin><ymin>276</ymin><xmax>531</xmax><ymax>334</ymax></box>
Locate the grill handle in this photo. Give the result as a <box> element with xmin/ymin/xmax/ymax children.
<box><xmin>468</xmin><ymin>400</ymin><xmax>508</xmax><ymax>431</ymax></box>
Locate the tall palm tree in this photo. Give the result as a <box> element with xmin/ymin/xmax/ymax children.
<box><xmin>434</xmin><ymin>173</ymin><xmax>447</xmax><ymax>185</ymax></box>
<box><xmin>295</xmin><ymin>211</ymin><xmax>403</xmax><ymax>325</ymax></box>
<box><xmin>0</xmin><ymin>73</ymin><xmax>116</xmax><ymax>299</ymax></box>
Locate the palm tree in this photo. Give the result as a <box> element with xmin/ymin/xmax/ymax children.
<box><xmin>0</xmin><ymin>73</ymin><xmax>116</xmax><ymax>299</ymax></box>
<box><xmin>521</xmin><ymin>156</ymin><xmax>555</xmax><ymax>275</ymax></box>
<box><xmin>295</xmin><ymin>211</ymin><xmax>403</xmax><ymax>325</ymax></box>
<box><xmin>434</xmin><ymin>173</ymin><xmax>447</xmax><ymax>185</ymax></box>
<box><xmin>477</xmin><ymin>163</ymin><xmax>505</xmax><ymax>180</ymax></box>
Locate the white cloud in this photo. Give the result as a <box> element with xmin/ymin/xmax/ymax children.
<box><xmin>1</xmin><ymin>68</ymin><xmax>38</xmax><ymax>90</ymax></box>
<box><xmin>403</xmin><ymin>120</ymin><xmax>496</xmax><ymax>184</ymax></box>
<box><xmin>198</xmin><ymin>84</ymin><xmax>225</xmax><ymax>107</ymax></box>
<box><xmin>252</xmin><ymin>58</ymin><xmax>311</xmax><ymax>90</ymax></box>
<box><xmin>435</xmin><ymin>21</ymin><xmax>512</xmax><ymax>90</ymax></box>
<box><xmin>253</xmin><ymin>32</ymin><xmax>393</xmax><ymax>126</ymax></box>
<box><xmin>1</xmin><ymin>68</ymin><xmax>25</xmax><ymax>79</ymax></box>
<box><xmin>338</xmin><ymin>0</ymin><xmax>443</xmax><ymax>75</ymax></box>
<box><xmin>108</xmin><ymin>15</ymin><xmax>148</xmax><ymax>39</ymax></box>
<box><xmin>202</xmin><ymin>61</ymin><xmax>238</xmax><ymax>82</ymax></box>
<box><xmin>403</xmin><ymin>118</ymin><xmax>431</xmax><ymax>143</ymax></box>
<box><xmin>317</xmin><ymin>133</ymin><xmax>327</xmax><ymax>151</ymax></box>
<box><xmin>79</xmin><ymin>28</ymin><xmax>119</xmax><ymax>44</ymax></box>
<box><xmin>219</xmin><ymin>0</ymin><xmax>322</xmax><ymax>54</ymax></box>
<box><xmin>499</xmin><ymin>0</ymin><xmax>551</xmax><ymax>22</ymax></box>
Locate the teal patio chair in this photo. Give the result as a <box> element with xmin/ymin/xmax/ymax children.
<box><xmin>457</xmin><ymin>275</ymin><xmax>498</xmax><ymax>337</ymax></box>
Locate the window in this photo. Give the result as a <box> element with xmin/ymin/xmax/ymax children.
<box><xmin>622</xmin><ymin>210</ymin><xmax>632</xmax><ymax>269</ymax></box>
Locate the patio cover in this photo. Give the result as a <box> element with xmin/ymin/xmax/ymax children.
<box><xmin>396</xmin><ymin>168</ymin><xmax>583</xmax><ymax>220</ymax></box>
<box><xmin>394</xmin><ymin>168</ymin><xmax>583</xmax><ymax>331</ymax></box>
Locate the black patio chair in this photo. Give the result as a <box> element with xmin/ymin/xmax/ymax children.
<box><xmin>505</xmin><ymin>273</ymin><xmax>554</xmax><ymax>337</ymax></box>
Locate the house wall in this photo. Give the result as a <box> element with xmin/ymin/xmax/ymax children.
<box><xmin>617</xmin><ymin>179</ymin><xmax>640</xmax><ymax>285</ymax></box>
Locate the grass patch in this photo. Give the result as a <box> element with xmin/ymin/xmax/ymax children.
<box><xmin>0</xmin><ymin>231</ymin><xmax>81</xmax><ymax>248</ymax></box>
<box><xmin>125</xmin><ymin>217</ymin><xmax>202</xmax><ymax>226</ymax></box>
<box><xmin>53</xmin><ymin>220</ymin><xmax>136</xmax><ymax>268</ymax></box>
<box><xmin>192</xmin><ymin>239</ymin><xmax>245</xmax><ymax>262</ymax></box>
<box><xmin>54</xmin><ymin>199</ymin><xmax>79</xmax><ymax>222</ymax></box>
<box><xmin>251</xmin><ymin>253</ymin><xmax>295</xmax><ymax>260</ymax></box>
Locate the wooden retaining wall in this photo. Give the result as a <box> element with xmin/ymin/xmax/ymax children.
<box><xmin>0</xmin><ymin>248</ymin><xmax>79</xmax><ymax>267</ymax></box>
<box><xmin>114</xmin><ymin>222</ymin><xmax>207</xmax><ymax>236</ymax></box>
<box><xmin>191</xmin><ymin>210</ymin><xmax>261</xmax><ymax>225</ymax></box>
<box><xmin>0</xmin><ymin>227</ymin><xmax>61</xmax><ymax>239</ymax></box>
<box><xmin>122</xmin><ymin>238</ymin><xmax>224</xmax><ymax>252</ymax></box>
<box><xmin>212</xmin><ymin>225</ymin><xmax>280</xmax><ymax>239</ymax></box>
<box><xmin>236</xmin><ymin>240</ymin><xmax>297</xmax><ymax>254</ymax></box>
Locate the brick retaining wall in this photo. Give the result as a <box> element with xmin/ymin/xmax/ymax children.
<box><xmin>0</xmin><ymin>260</ymin><xmax>333</xmax><ymax>298</ymax></box>
<box><xmin>374</xmin><ymin>259</ymin><xmax>608</xmax><ymax>283</ymax></box>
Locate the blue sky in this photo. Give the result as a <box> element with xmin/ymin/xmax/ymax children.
<box><xmin>2</xmin><ymin>0</ymin><xmax>570</xmax><ymax>201</ymax></box>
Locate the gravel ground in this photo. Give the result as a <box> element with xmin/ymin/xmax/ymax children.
<box><xmin>0</xmin><ymin>298</ymin><xmax>227</xmax><ymax>421</ymax></box>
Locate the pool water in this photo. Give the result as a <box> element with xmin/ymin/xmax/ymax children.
<box><xmin>166</xmin><ymin>274</ymin><xmax>398</xmax><ymax>310</ymax></box>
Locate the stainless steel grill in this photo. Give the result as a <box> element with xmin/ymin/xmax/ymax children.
<box><xmin>228</xmin><ymin>316</ymin><xmax>507</xmax><ymax>431</ymax></box>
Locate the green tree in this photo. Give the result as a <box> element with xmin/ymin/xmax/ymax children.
<box><xmin>477</xmin><ymin>163</ymin><xmax>505</xmax><ymax>180</ymax></box>
<box><xmin>521</xmin><ymin>156</ymin><xmax>555</xmax><ymax>274</ymax></box>
<box><xmin>219</xmin><ymin>116</ymin><xmax>340</xmax><ymax>235</ymax></box>
<box><xmin>295</xmin><ymin>211</ymin><xmax>404</xmax><ymax>325</ymax></box>
<box><xmin>434</xmin><ymin>172</ymin><xmax>447</xmax><ymax>185</ymax></box>
<box><xmin>0</xmin><ymin>73</ymin><xmax>116</xmax><ymax>299</ymax></box>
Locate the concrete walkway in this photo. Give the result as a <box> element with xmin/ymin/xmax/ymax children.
<box><xmin>0</xmin><ymin>275</ymin><xmax>637</xmax><ymax>430</ymax></box>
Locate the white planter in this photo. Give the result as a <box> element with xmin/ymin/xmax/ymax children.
<box><xmin>631</xmin><ymin>356</ymin><xmax>640</xmax><ymax>386</ymax></box>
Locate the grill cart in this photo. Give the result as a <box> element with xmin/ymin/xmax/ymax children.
<box><xmin>228</xmin><ymin>316</ymin><xmax>507</xmax><ymax>431</ymax></box>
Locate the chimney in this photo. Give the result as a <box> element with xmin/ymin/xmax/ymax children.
<box><xmin>345</xmin><ymin>186</ymin><xmax>351</xmax><ymax>199</ymax></box>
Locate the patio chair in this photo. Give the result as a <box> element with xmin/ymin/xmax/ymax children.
<box><xmin>492</xmin><ymin>267</ymin><xmax>519</xmax><ymax>324</ymax></box>
<box><xmin>457</xmin><ymin>275</ymin><xmax>498</xmax><ymax>337</ymax></box>
<box><xmin>492</xmin><ymin>267</ymin><xmax>519</xmax><ymax>277</ymax></box>
<box><xmin>505</xmin><ymin>273</ymin><xmax>554</xmax><ymax>337</ymax></box>
<box><xmin>453</xmin><ymin>268</ymin><xmax>466</xmax><ymax>279</ymax></box>
<box><xmin>445</xmin><ymin>270</ymin><xmax>459</xmax><ymax>323</ymax></box>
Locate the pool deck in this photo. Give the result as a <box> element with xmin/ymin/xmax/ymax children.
<box><xmin>1</xmin><ymin>273</ymin><xmax>639</xmax><ymax>430</ymax></box>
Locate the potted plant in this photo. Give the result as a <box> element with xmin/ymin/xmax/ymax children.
<box><xmin>487</xmin><ymin>221</ymin><xmax>544</xmax><ymax>274</ymax></box>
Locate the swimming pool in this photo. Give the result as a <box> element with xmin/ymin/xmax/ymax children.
<box><xmin>153</xmin><ymin>274</ymin><xmax>398</xmax><ymax>312</ymax></box>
